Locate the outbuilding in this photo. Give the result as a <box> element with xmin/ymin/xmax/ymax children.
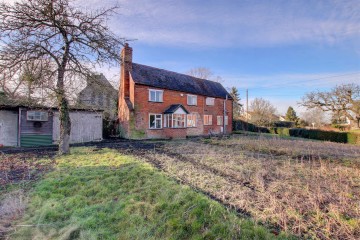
<box><xmin>0</xmin><ymin>103</ymin><xmax>103</xmax><ymax>147</ymax></box>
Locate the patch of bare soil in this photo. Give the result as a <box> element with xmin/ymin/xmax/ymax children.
<box><xmin>0</xmin><ymin>190</ymin><xmax>27</xmax><ymax>239</ymax></box>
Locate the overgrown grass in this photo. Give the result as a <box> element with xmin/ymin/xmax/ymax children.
<box><xmin>146</xmin><ymin>136</ymin><xmax>360</xmax><ymax>239</ymax></box>
<box><xmin>11</xmin><ymin>147</ymin><xmax>282</xmax><ymax>240</ymax></box>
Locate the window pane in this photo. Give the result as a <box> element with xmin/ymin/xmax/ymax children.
<box><xmin>150</xmin><ymin>91</ymin><xmax>155</xmax><ymax>101</ymax></box>
<box><xmin>156</xmin><ymin>119</ymin><xmax>161</xmax><ymax>128</ymax></box>
<box><xmin>149</xmin><ymin>115</ymin><xmax>155</xmax><ymax>128</ymax></box>
<box><xmin>187</xmin><ymin>114</ymin><xmax>196</xmax><ymax>127</ymax></box>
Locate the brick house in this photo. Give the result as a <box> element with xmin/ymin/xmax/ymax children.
<box><xmin>118</xmin><ymin>44</ymin><xmax>233</xmax><ymax>139</ymax></box>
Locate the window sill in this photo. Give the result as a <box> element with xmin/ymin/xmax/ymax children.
<box><xmin>148</xmin><ymin>101</ymin><xmax>163</xmax><ymax>103</ymax></box>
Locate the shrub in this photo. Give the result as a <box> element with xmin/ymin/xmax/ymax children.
<box><xmin>277</xmin><ymin>127</ymin><xmax>290</xmax><ymax>137</ymax></box>
<box><xmin>233</xmin><ymin>120</ymin><xmax>270</xmax><ymax>133</ymax></box>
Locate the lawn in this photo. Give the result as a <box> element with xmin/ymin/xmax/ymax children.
<box><xmin>2</xmin><ymin>147</ymin><xmax>285</xmax><ymax>240</ymax></box>
<box><xmin>142</xmin><ymin>135</ymin><xmax>360</xmax><ymax>239</ymax></box>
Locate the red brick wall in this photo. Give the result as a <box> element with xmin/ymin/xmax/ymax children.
<box><xmin>118</xmin><ymin>44</ymin><xmax>133</xmax><ymax>137</ymax></box>
<box><xmin>130</xmin><ymin>84</ymin><xmax>233</xmax><ymax>138</ymax></box>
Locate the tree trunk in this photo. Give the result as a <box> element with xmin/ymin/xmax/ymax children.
<box><xmin>56</xmin><ymin>66</ymin><xmax>71</xmax><ymax>155</ymax></box>
<box><xmin>57</xmin><ymin>92</ymin><xmax>71</xmax><ymax>154</ymax></box>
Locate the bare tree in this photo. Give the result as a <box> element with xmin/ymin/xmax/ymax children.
<box><xmin>300</xmin><ymin>84</ymin><xmax>360</xmax><ymax>128</ymax></box>
<box><xmin>249</xmin><ymin>97</ymin><xmax>278</xmax><ymax>126</ymax></box>
<box><xmin>0</xmin><ymin>0</ymin><xmax>123</xmax><ymax>154</ymax></box>
<box><xmin>300</xmin><ymin>108</ymin><xmax>327</xmax><ymax>128</ymax></box>
<box><xmin>186</xmin><ymin>67</ymin><xmax>224</xmax><ymax>83</ymax></box>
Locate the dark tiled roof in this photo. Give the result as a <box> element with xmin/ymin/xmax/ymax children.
<box><xmin>131</xmin><ymin>63</ymin><xmax>231</xmax><ymax>99</ymax></box>
<box><xmin>163</xmin><ymin>104</ymin><xmax>189</xmax><ymax>114</ymax></box>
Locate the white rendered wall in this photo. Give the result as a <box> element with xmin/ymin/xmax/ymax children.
<box><xmin>0</xmin><ymin>110</ymin><xmax>18</xmax><ymax>146</ymax></box>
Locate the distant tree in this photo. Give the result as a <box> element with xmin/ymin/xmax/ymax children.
<box><xmin>301</xmin><ymin>108</ymin><xmax>327</xmax><ymax>128</ymax></box>
<box><xmin>229</xmin><ymin>87</ymin><xmax>242</xmax><ymax>119</ymax></box>
<box><xmin>186</xmin><ymin>67</ymin><xmax>224</xmax><ymax>83</ymax></box>
<box><xmin>285</xmin><ymin>106</ymin><xmax>298</xmax><ymax>122</ymax></box>
<box><xmin>0</xmin><ymin>0</ymin><xmax>123</xmax><ymax>154</ymax></box>
<box><xmin>249</xmin><ymin>98</ymin><xmax>277</xmax><ymax>127</ymax></box>
<box><xmin>301</xmin><ymin>84</ymin><xmax>360</xmax><ymax>128</ymax></box>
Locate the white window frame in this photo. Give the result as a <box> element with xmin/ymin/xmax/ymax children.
<box><xmin>206</xmin><ymin>97</ymin><xmax>215</xmax><ymax>106</ymax></box>
<box><xmin>204</xmin><ymin>115</ymin><xmax>212</xmax><ymax>125</ymax></box>
<box><xmin>225</xmin><ymin>116</ymin><xmax>229</xmax><ymax>126</ymax></box>
<box><xmin>187</xmin><ymin>94</ymin><xmax>197</xmax><ymax>106</ymax></box>
<box><xmin>27</xmin><ymin>111</ymin><xmax>48</xmax><ymax>121</ymax></box>
<box><xmin>149</xmin><ymin>89</ymin><xmax>163</xmax><ymax>102</ymax></box>
<box><xmin>149</xmin><ymin>114</ymin><xmax>162</xmax><ymax>129</ymax></box>
<box><xmin>187</xmin><ymin>114</ymin><xmax>196</xmax><ymax>127</ymax></box>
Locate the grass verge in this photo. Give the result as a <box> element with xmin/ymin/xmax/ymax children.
<box><xmin>10</xmin><ymin>147</ymin><xmax>284</xmax><ymax>240</ymax></box>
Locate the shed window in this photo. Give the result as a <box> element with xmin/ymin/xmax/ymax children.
<box><xmin>149</xmin><ymin>114</ymin><xmax>162</xmax><ymax>129</ymax></box>
<box><xmin>149</xmin><ymin>89</ymin><xmax>163</xmax><ymax>102</ymax></box>
<box><xmin>187</xmin><ymin>95</ymin><xmax>197</xmax><ymax>106</ymax></box>
<box><xmin>27</xmin><ymin>111</ymin><xmax>48</xmax><ymax>121</ymax></box>
<box><xmin>204</xmin><ymin>115</ymin><xmax>212</xmax><ymax>125</ymax></box>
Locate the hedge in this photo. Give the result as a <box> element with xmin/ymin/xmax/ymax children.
<box><xmin>233</xmin><ymin>120</ymin><xmax>270</xmax><ymax>133</ymax></box>
<box><xmin>233</xmin><ymin>120</ymin><xmax>360</xmax><ymax>144</ymax></box>
<box><xmin>273</xmin><ymin>127</ymin><xmax>360</xmax><ymax>144</ymax></box>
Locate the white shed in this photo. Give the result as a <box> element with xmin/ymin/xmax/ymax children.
<box><xmin>52</xmin><ymin>111</ymin><xmax>103</xmax><ymax>144</ymax></box>
<box><xmin>0</xmin><ymin>110</ymin><xmax>18</xmax><ymax>147</ymax></box>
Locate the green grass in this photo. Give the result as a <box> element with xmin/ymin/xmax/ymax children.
<box><xmin>11</xmin><ymin>147</ymin><xmax>285</xmax><ymax>240</ymax></box>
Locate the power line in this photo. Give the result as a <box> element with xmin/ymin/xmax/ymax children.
<box><xmin>236</xmin><ymin>71</ymin><xmax>360</xmax><ymax>91</ymax></box>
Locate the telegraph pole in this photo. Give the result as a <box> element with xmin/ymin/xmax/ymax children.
<box><xmin>246</xmin><ymin>89</ymin><xmax>249</xmax><ymax>120</ymax></box>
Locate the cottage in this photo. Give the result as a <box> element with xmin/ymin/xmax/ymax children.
<box><xmin>118</xmin><ymin>44</ymin><xmax>233</xmax><ymax>139</ymax></box>
<box><xmin>77</xmin><ymin>73</ymin><xmax>118</xmax><ymax>119</ymax></box>
<box><xmin>0</xmin><ymin>102</ymin><xmax>103</xmax><ymax>147</ymax></box>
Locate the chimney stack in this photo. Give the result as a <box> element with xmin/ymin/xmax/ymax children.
<box><xmin>120</xmin><ymin>43</ymin><xmax>133</xmax><ymax>98</ymax></box>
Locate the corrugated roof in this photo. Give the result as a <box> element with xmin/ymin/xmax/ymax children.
<box><xmin>131</xmin><ymin>63</ymin><xmax>231</xmax><ymax>99</ymax></box>
<box><xmin>163</xmin><ymin>104</ymin><xmax>189</xmax><ymax>114</ymax></box>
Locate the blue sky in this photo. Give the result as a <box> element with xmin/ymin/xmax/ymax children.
<box><xmin>8</xmin><ymin>0</ymin><xmax>360</xmax><ymax>114</ymax></box>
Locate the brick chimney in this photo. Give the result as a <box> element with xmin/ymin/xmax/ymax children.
<box><xmin>120</xmin><ymin>43</ymin><xmax>133</xmax><ymax>98</ymax></box>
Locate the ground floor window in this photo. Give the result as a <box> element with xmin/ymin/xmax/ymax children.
<box><xmin>217</xmin><ymin>115</ymin><xmax>229</xmax><ymax>126</ymax></box>
<box><xmin>164</xmin><ymin>114</ymin><xmax>186</xmax><ymax>128</ymax></box>
<box><xmin>187</xmin><ymin>114</ymin><xmax>196</xmax><ymax>127</ymax></box>
<box><xmin>149</xmin><ymin>114</ymin><xmax>162</xmax><ymax>129</ymax></box>
<box><xmin>204</xmin><ymin>115</ymin><xmax>213</xmax><ymax>125</ymax></box>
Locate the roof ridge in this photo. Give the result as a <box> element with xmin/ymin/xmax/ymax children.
<box><xmin>132</xmin><ymin>62</ymin><xmax>223</xmax><ymax>85</ymax></box>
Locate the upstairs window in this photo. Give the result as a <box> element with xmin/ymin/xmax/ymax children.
<box><xmin>27</xmin><ymin>111</ymin><xmax>48</xmax><ymax>121</ymax></box>
<box><xmin>149</xmin><ymin>89</ymin><xmax>163</xmax><ymax>102</ymax></box>
<box><xmin>187</xmin><ymin>95</ymin><xmax>197</xmax><ymax>106</ymax></box>
<box><xmin>204</xmin><ymin>115</ymin><xmax>212</xmax><ymax>125</ymax></box>
<box><xmin>149</xmin><ymin>114</ymin><xmax>162</xmax><ymax>129</ymax></box>
<box><xmin>206</xmin><ymin>97</ymin><xmax>215</xmax><ymax>106</ymax></box>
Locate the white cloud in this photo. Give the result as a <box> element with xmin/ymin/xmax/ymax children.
<box><xmin>4</xmin><ymin>0</ymin><xmax>360</xmax><ymax>48</ymax></box>
<box><xmin>84</xmin><ymin>0</ymin><xmax>360</xmax><ymax>48</ymax></box>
